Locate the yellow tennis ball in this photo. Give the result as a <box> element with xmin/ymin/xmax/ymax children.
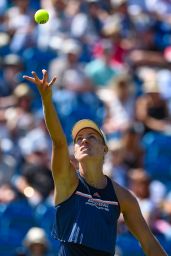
<box><xmin>34</xmin><ymin>9</ymin><xmax>49</xmax><ymax>24</ymax></box>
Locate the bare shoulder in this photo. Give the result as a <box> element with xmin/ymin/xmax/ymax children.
<box><xmin>112</xmin><ymin>180</ymin><xmax>138</xmax><ymax>213</ymax></box>
<box><xmin>52</xmin><ymin>143</ymin><xmax>79</xmax><ymax>205</ymax></box>
<box><xmin>54</xmin><ymin>164</ymin><xmax>79</xmax><ymax>205</ymax></box>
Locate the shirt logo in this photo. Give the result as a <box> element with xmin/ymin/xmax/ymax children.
<box><xmin>86</xmin><ymin>198</ymin><xmax>109</xmax><ymax>211</ymax></box>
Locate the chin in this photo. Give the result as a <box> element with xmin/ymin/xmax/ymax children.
<box><xmin>78</xmin><ymin>153</ymin><xmax>91</xmax><ymax>161</ymax></box>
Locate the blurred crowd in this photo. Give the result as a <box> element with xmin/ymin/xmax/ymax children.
<box><xmin>1</xmin><ymin>0</ymin><xmax>171</xmax><ymax>255</ymax></box>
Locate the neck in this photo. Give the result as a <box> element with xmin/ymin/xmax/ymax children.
<box><xmin>78</xmin><ymin>160</ymin><xmax>107</xmax><ymax>189</ymax></box>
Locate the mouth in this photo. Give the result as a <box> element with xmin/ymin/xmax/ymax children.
<box><xmin>80</xmin><ymin>146</ymin><xmax>89</xmax><ymax>152</ymax></box>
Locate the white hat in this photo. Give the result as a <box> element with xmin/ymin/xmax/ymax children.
<box><xmin>72</xmin><ymin>119</ymin><xmax>108</xmax><ymax>146</ymax></box>
<box><xmin>14</xmin><ymin>83</ymin><xmax>32</xmax><ymax>98</ymax></box>
<box><xmin>143</xmin><ymin>81</ymin><xmax>159</xmax><ymax>93</ymax></box>
<box><xmin>111</xmin><ymin>0</ymin><xmax>127</xmax><ymax>8</ymax></box>
<box><xmin>24</xmin><ymin>227</ymin><xmax>49</xmax><ymax>248</ymax></box>
<box><xmin>62</xmin><ymin>39</ymin><xmax>81</xmax><ymax>55</ymax></box>
<box><xmin>108</xmin><ymin>139</ymin><xmax>123</xmax><ymax>151</ymax></box>
<box><xmin>63</xmin><ymin>69</ymin><xmax>85</xmax><ymax>87</ymax></box>
<box><xmin>4</xmin><ymin>53</ymin><xmax>22</xmax><ymax>66</ymax></box>
<box><xmin>19</xmin><ymin>128</ymin><xmax>48</xmax><ymax>155</ymax></box>
<box><xmin>0</xmin><ymin>32</ymin><xmax>10</xmax><ymax>47</ymax></box>
<box><xmin>102</xmin><ymin>16</ymin><xmax>121</xmax><ymax>36</ymax></box>
<box><xmin>138</xmin><ymin>68</ymin><xmax>159</xmax><ymax>93</ymax></box>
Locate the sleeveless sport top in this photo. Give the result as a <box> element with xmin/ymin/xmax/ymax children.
<box><xmin>52</xmin><ymin>172</ymin><xmax>120</xmax><ymax>255</ymax></box>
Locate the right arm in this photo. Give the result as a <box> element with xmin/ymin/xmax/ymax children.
<box><xmin>23</xmin><ymin>70</ymin><xmax>78</xmax><ymax>204</ymax></box>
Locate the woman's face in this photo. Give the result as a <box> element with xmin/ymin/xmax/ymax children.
<box><xmin>74</xmin><ymin>128</ymin><xmax>106</xmax><ymax>161</ymax></box>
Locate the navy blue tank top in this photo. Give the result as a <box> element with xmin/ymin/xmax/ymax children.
<box><xmin>52</xmin><ymin>172</ymin><xmax>120</xmax><ymax>255</ymax></box>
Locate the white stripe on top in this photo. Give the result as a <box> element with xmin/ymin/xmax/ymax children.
<box><xmin>75</xmin><ymin>191</ymin><xmax>118</xmax><ymax>205</ymax></box>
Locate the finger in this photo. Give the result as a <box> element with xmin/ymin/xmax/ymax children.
<box><xmin>23</xmin><ymin>75</ymin><xmax>35</xmax><ymax>83</ymax></box>
<box><xmin>31</xmin><ymin>71</ymin><xmax>39</xmax><ymax>81</ymax></box>
<box><xmin>42</xmin><ymin>69</ymin><xmax>48</xmax><ymax>83</ymax></box>
<box><xmin>49</xmin><ymin>76</ymin><xmax>57</xmax><ymax>86</ymax></box>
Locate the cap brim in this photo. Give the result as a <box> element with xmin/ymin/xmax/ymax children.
<box><xmin>72</xmin><ymin>119</ymin><xmax>107</xmax><ymax>146</ymax></box>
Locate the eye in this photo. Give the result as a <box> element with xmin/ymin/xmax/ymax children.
<box><xmin>88</xmin><ymin>135</ymin><xmax>97</xmax><ymax>140</ymax></box>
<box><xmin>75</xmin><ymin>136</ymin><xmax>82</xmax><ymax>143</ymax></box>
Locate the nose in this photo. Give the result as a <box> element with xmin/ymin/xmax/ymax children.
<box><xmin>81</xmin><ymin>137</ymin><xmax>89</xmax><ymax>145</ymax></box>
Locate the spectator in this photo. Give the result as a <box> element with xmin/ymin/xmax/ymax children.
<box><xmin>18</xmin><ymin>126</ymin><xmax>51</xmax><ymax>167</ymax></box>
<box><xmin>103</xmin><ymin>138</ymin><xmax>128</xmax><ymax>187</ymax></box>
<box><xmin>0</xmin><ymin>139</ymin><xmax>17</xmax><ymax>186</ymax></box>
<box><xmin>49</xmin><ymin>38</ymin><xmax>92</xmax><ymax>92</ymax></box>
<box><xmin>110</xmin><ymin>0</ymin><xmax>135</xmax><ymax>39</ymax></box>
<box><xmin>4</xmin><ymin>83</ymin><xmax>35</xmax><ymax>138</ymax></box>
<box><xmin>37</xmin><ymin>0</ymin><xmax>70</xmax><ymax>50</ymax></box>
<box><xmin>22</xmin><ymin>163</ymin><xmax>54</xmax><ymax>201</ymax></box>
<box><xmin>49</xmin><ymin>39</ymin><xmax>105</xmax><ymax>143</ymax></box>
<box><xmin>135</xmin><ymin>69</ymin><xmax>171</xmax><ymax>134</ymax></box>
<box><xmin>0</xmin><ymin>182</ymin><xmax>17</xmax><ymax>203</ymax></box>
<box><xmin>85</xmin><ymin>39</ymin><xmax>119</xmax><ymax>87</ymax></box>
<box><xmin>23</xmin><ymin>227</ymin><xmax>52</xmax><ymax>256</ymax></box>
<box><xmin>101</xmin><ymin>14</ymin><xmax>131</xmax><ymax>68</ymax></box>
<box><xmin>121</xmin><ymin>125</ymin><xmax>144</xmax><ymax>169</ymax></box>
<box><xmin>0</xmin><ymin>53</ymin><xmax>24</xmax><ymax>96</ymax></box>
<box><xmin>71</xmin><ymin>0</ymin><xmax>104</xmax><ymax>44</ymax></box>
<box><xmin>128</xmin><ymin>169</ymin><xmax>155</xmax><ymax>223</ymax></box>
<box><xmin>5</xmin><ymin>0</ymin><xmax>35</xmax><ymax>53</ymax></box>
<box><xmin>101</xmin><ymin>72</ymin><xmax>136</xmax><ymax>137</ymax></box>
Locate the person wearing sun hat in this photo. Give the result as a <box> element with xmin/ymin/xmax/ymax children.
<box><xmin>72</xmin><ymin>119</ymin><xmax>108</xmax><ymax>148</ymax></box>
<box><xmin>23</xmin><ymin>69</ymin><xmax>168</xmax><ymax>256</ymax></box>
<box><xmin>23</xmin><ymin>227</ymin><xmax>51</xmax><ymax>256</ymax></box>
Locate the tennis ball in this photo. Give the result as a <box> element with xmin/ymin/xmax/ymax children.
<box><xmin>34</xmin><ymin>9</ymin><xmax>49</xmax><ymax>24</ymax></box>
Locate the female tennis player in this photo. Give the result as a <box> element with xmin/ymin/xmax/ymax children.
<box><xmin>23</xmin><ymin>69</ymin><xmax>168</xmax><ymax>256</ymax></box>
